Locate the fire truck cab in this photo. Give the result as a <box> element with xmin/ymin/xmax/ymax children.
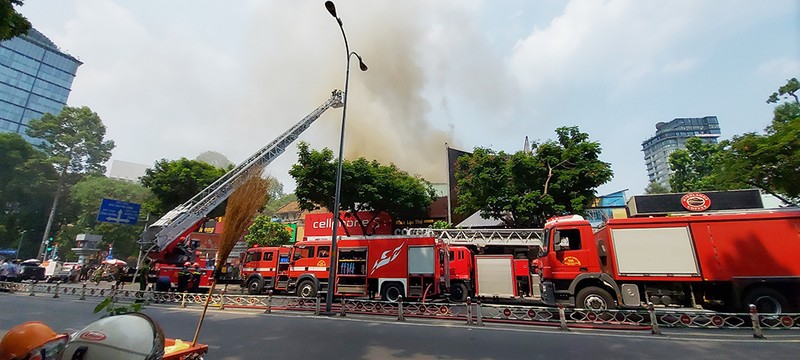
<box><xmin>240</xmin><ymin>245</ymin><xmax>291</xmax><ymax>295</ymax></box>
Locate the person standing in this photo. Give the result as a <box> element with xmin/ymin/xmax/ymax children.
<box><xmin>138</xmin><ymin>259</ymin><xmax>151</xmax><ymax>291</ymax></box>
<box><xmin>0</xmin><ymin>259</ymin><xmax>9</xmax><ymax>282</ymax></box>
<box><xmin>190</xmin><ymin>263</ymin><xmax>202</xmax><ymax>293</ymax></box>
<box><xmin>176</xmin><ymin>262</ymin><xmax>191</xmax><ymax>293</ymax></box>
<box><xmin>5</xmin><ymin>259</ymin><xmax>20</xmax><ymax>282</ymax></box>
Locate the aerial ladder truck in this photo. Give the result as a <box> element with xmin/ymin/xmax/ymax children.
<box><xmin>138</xmin><ymin>90</ymin><xmax>344</xmax><ymax>287</ymax></box>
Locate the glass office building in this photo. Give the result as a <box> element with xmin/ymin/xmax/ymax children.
<box><xmin>641</xmin><ymin>116</ymin><xmax>721</xmax><ymax>189</ymax></box>
<box><xmin>0</xmin><ymin>28</ymin><xmax>81</xmax><ymax>144</ymax></box>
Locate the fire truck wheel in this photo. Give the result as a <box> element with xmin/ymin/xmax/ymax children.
<box><xmin>246</xmin><ymin>278</ymin><xmax>264</xmax><ymax>295</ymax></box>
<box><xmin>449</xmin><ymin>283</ymin><xmax>468</xmax><ymax>302</ymax></box>
<box><xmin>381</xmin><ymin>283</ymin><xmax>404</xmax><ymax>302</ymax></box>
<box><xmin>297</xmin><ymin>280</ymin><xmax>317</xmax><ymax>298</ymax></box>
<box><xmin>576</xmin><ymin>286</ymin><xmax>614</xmax><ymax>311</ymax></box>
<box><xmin>744</xmin><ymin>287</ymin><xmax>789</xmax><ymax>314</ymax></box>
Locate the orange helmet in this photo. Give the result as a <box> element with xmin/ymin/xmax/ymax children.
<box><xmin>0</xmin><ymin>321</ymin><xmax>69</xmax><ymax>360</ymax></box>
<box><xmin>192</xmin><ymin>262</ymin><xmax>200</xmax><ymax>268</ymax></box>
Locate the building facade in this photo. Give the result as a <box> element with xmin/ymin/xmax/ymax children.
<box><xmin>642</xmin><ymin>116</ymin><xmax>721</xmax><ymax>188</ymax></box>
<box><xmin>0</xmin><ymin>28</ymin><xmax>81</xmax><ymax>144</ymax></box>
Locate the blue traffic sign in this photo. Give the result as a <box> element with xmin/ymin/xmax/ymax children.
<box><xmin>97</xmin><ymin>198</ymin><xmax>141</xmax><ymax>225</ymax></box>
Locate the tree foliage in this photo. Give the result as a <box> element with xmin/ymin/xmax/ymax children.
<box><xmin>0</xmin><ymin>0</ymin><xmax>31</xmax><ymax>41</ymax></box>
<box><xmin>455</xmin><ymin>126</ymin><xmax>613</xmax><ymax>228</ymax></box>
<box><xmin>244</xmin><ymin>215</ymin><xmax>292</xmax><ymax>247</ymax></box>
<box><xmin>667</xmin><ymin>78</ymin><xmax>799</xmax><ymax>205</ymax></box>
<box><xmin>0</xmin><ymin>133</ymin><xmax>57</xmax><ymax>256</ymax></box>
<box><xmin>51</xmin><ymin>176</ymin><xmax>157</xmax><ymax>261</ymax></box>
<box><xmin>289</xmin><ymin>142</ymin><xmax>436</xmax><ymax>235</ymax></box>
<box><xmin>667</xmin><ymin>137</ymin><xmax>737</xmax><ymax>193</ymax></box>
<box><xmin>140</xmin><ymin>158</ymin><xmax>228</xmax><ymax>215</ymax></box>
<box><xmin>24</xmin><ymin>106</ymin><xmax>115</xmax><ymax>255</ymax></box>
<box><xmin>721</xmin><ymin>78</ymin><xmax>799</xmax><ymax>205</ymax></box>
<box><xmin>27</xmin><ymin>106</ymin><xmax>115</xmax><ymax>177</ymax></box>
<box><xmin>644</xmin><ymin>181</ymin><xmax>670</xmax><ymax>194</ymax></box>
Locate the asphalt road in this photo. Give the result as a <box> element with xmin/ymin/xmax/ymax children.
<box><xmin>1</xmin><ymin>294</ymin><xmax>798</xmax><ymax>360</ymax></box>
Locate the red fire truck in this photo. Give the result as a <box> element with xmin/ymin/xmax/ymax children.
<box><xmin>538</xmin><ymin>209</ymin><xmax>800</xmax><ymax>313</ymax></box>
<box><xmin>241</xmin><ymin>236</ymin><xmax>464</xmax><ymax>301</ymax></box>
<box><xmin>240</xmin><ymin>233</ymin><xmax>548</xmax><ymax>303</ymax></box>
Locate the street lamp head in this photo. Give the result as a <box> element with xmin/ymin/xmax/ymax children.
<box><xmin>353</xmin><ymin>52</ymin><xmax>368</xmax><ymax>71</ymax></box>
<box><xmin>325</xmin><ymin>1</ymin><xmax>338</xmax><ymax>18</ymax></box>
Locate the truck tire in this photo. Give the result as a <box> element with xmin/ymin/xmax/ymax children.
<box><xmin>297</xmin><ymin>280</ymin><xmax>317</xmax><ymax>298</ymax></box>
<box><xmin>576</xmin><ymin>286</ymin><xmax>615</xmax><ymax>310</ymax></box>
<box><xmin>449</xmin><ymin>282</ymin><xmax>468</xmax><ymax>302</ymax></box>
<box><xmin>381</xmin><ymin>283</ymin><xmax>404</xmax><ymax>302</ymax></box>
<box><xmin>744</xmin><ymin>287</ymin><xmax>789</xmax><ymax>314</ymax></box>
<box><xmin>246</xmin><ymin>277</ymin><xmax>264</xmax><ymax>295</ymax></box>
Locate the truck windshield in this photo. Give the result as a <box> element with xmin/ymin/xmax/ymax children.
<box><xmin>540</xmin><ymin>228</ymin><xmax>551</xmax><ymax>256</ymax></box>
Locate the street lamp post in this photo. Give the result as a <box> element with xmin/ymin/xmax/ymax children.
<box><xmin>323</xmin><ymin>0</ymin><xmax>367</xmax><ymax>314</ymax></box>
<box><xmin>15</xmin><ymin>230</ymin><xmax>27</xmax><ymax>259</ymax></box>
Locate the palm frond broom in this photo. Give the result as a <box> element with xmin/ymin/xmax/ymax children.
<box><xmin>192</xmin><ymin>174</ymin><xmax>269</xmax><ymax>346</ymax></box>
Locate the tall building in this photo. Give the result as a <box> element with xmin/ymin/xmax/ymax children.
<box><xmin>642</xmin><ymin>116</ymin><xmax>721</xmax><ymax>188</ymax></box>
<box><xmin>0</xmin><ymin>28</ymin><xmax>81</xmax><ymax>144</ymax></box>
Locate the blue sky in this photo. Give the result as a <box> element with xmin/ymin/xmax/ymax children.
<box><xmin>20</xmin><ymin>0</ymin><xmax>800</xmax><ymax>196</ymax></box>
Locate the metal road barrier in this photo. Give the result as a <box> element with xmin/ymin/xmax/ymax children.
<box><xmin>2</xmin><ymin>281</ymin><xmax>798</xmax><ymax>334</ymax></box>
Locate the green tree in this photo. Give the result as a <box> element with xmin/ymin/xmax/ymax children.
<box><xmin>140</xmin><ymin>158</ymin><xmax>227</xmax><ymax>215</ymax></box>
<box><xmin>244</xmin><ymin>215</ymin><xmax>292</xmax><ymax>247</ymax></box>
<box><xmin>455</xmin><ymin>126</ymin><xmax>613</xmax><ymax>227</ymax></box>
<box><xmin>0</xmin><ymin>133</ymin><xmax>57</xmax><ymax>256</ymax></box>
<box><xmin>52</xmin><ymin>176</ymin><xmax>157</xmax><ymax>260</ymax></box>
<box><xmin>26</xmin><ymin>106</ymin><xmax>115</xmax><ymax>258</ymax></box>
<box><xmin>644</xmin><ymin>181</ymin><xmax>670</xmax><ymax>194</ymax></box>
<box><xmin>718</xmin><ymin>78</ymin><xmax>800</xmax><ymax>205</ymax></box>
<box><xmin>0</xmin><ymin>0</ymin><xmax>31</xmax><ymax>41</ymax></box>
<box><xmin>667</xmin><ymin>137</ymin><xmax>736</xmax><ymax>192</ymax></box>
<box><xmin>289</xmin><ymin>142</ymin><xmax>436</xmax><ymax>235</ymax></box>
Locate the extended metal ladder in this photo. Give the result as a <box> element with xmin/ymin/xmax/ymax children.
<box><xmin>403</xmin><ymin>228</ymin><xmax>545</xmax><ymax>247</ymax></box>
<box><xmin>140</xmin><ymin>90</ymin><xmax>344</xmax><ymax>252</ymax></box>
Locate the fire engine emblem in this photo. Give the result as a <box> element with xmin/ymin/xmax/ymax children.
<box><xmin>681</xmin><ymin>192</ymin><xmax>711</xmax><ymax>211</ymax></box>
<box><xmin>316</xmin><ymin>260</ymin><xmax>327</xmax><ymax>267</ymax></box>
<box><xmin>370</xmin><ymin>242</ymin><xmax>405</xmax><ymax>275</ymax></box>
<box><xmin>563</xmin><ymin>256</ymin><xmax>581</xmax><ymax>266</ymax></box>
<box><xmin>79</xmin><ymin>331</ymin><xmax>107</xmax><ymax>341</ymax></box>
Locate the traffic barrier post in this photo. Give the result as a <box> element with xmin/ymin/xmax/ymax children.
<box><xmin>749</xmin><ymin>305</ymin><xmax>765</xmax><ymax>339</ymax></box>
<box><xmin>558</xmin><ymin>304</ymin><xmax>569</xmax><ymax>331</ymax></box>
<box><xmin>315</xmin><ymin>294</ymin><xmax>321</xmax><ymax>316</ymax></box>
<box><xmin>466</xmin><ymin>297</ymin><xmax>474</xmax><ymax>325</ymax></box>
<box><xmin>53</xmin><ymin>282</ymin><xmax>60</xmax><ymax>299</ymax></box>
<box><xmin>397</xmin><ymin>296</ymin><xmax>405</xmax><ymax>322</ymax></box>
<box><xmin>476</xmin><ymin>300</ymin><xmax>484</xmax><ymax>326</ymax></box>
<box><xmin>79</xmin><ymin>282</ymin><xmax>86</xmax><ymax>300</ymax></box>
<box><xmin>29</xmin><ymin>282</ymin><xmax>35</xmax><ymax>296</ymax></box>
<box><xmin>647</xmin><ymin>302</ymin><xmax>661</xmax><ymax>335</ymax></box>
<box><xmin>340</xmin><ymin>297</ymin><xmax>347</xmax><ymax>317</ymax></box>
<box><xmin>181</xmin><ymin>291</ymin><xmax>187</xmax><ymax>308</ymax></box>
<box><xmin>264</xmin><ymin>291</ymin><xmax>273</xmax><ymax>314</ymax></box>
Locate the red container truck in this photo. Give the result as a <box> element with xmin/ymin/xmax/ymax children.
<box><xmin>538</xmin><ymin>210</ymin><xmax>800</xmax><ymax>313</ymax></box>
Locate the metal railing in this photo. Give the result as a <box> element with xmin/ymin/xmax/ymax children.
<box><xmin>2</xmin><ymin>281</ymin><xmax>797</xmax><ymax>335</ymax></box>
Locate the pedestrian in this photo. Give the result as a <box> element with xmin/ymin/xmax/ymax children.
<box><xmin>91</xmin><ymin>266</ymin><xmax>104</xmax><ymax>285</ymax></box>
<box><xmin>138</xmin><ymin>259</ymin><xmax>151</xmax><ymax>291</ymax></box>
<box><xmin>0</xmin><ymin>259</ymin><xmax>9</xmax><ymax>282</ymax></box>
<box><xmin>190</xmin><ymin>263</ymin><xmax>202</xmax><ymax>293</ymax></box>
<box><xmin>5</xmin><ymin>259</ymin><xmax>20</xmax><ymax>282</ymax></box>
<box><xmin>112</xmin><ymin>265</ymin><xmax>123</xmax><ymax>288</ymax></box>
<box><xmin>79</xmin><ymin>264</ymin><xmax>89</xmax><ymax>281</ymax></box>
<box><xmin>69</xmin><ymin>265</ymin><xmax>78</xmax><ymax>283</ymax></box>
<box><xmin>177</xmin><ymin>262</ymin><xmax>191</xmax><ymax>293</ymax></box>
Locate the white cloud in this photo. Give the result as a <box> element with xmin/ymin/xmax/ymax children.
<box><xmin>756</xmin><ymin>58</ymin><xmax>800</xmax><ymax>77</ymax></box>
<box><xmin>662</xmin><ymin>58</ymin><xmax>699</xmax><ymax>74</ymax></box>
